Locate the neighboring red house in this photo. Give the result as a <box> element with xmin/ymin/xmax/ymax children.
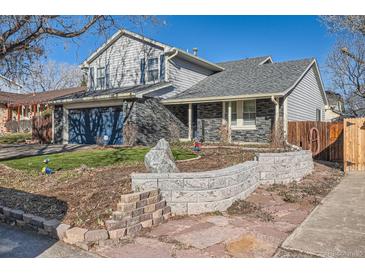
<box><xmin>0</xmin><ymin>87</ymin><xmax>86</xmax><ymax>134</ymax></box>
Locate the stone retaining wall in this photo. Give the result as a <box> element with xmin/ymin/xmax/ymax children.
<box><xmin>0</xmin><ymin>189</ymin><xmax>171</xmax><ymax>251</ymax></box>
<box><xmin>131</xmin><ymin>150</ymin><xmax>314</xmax><ymax>215</ymax></box>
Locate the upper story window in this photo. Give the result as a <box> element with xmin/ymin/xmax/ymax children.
<box><xmin>147</xmin><ymin>58</ymin><xmax>159</xmax><ymax>82</ymax></box>
<box><xmin>96</xmin><ymin>67</ymin><xmax>105</xmax><ymax>89</ymax></box>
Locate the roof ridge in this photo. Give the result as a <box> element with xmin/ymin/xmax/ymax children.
<box><xmin>216</xmin><ymin>56</ymin><xmax>271</xmax><ymax>65</ymax></box>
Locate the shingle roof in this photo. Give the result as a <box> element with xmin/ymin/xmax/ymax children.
<box><xmin>52</xmin><ymin>82</ymin><xmax>171</xmax><ymax>103</ymax></box>
<box><xmin>0</xmin><ymin>87</ymin><xmax>86</xmax><ymax>105</ymax></box>
<box><xmin>170</xmin><ymin>56</ymin><xmax>314</xmax><ymax>100</ymax></box>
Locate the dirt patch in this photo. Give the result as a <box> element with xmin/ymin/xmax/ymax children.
<box><xmin>177</xmin><ymin>147</ymin><xmax>255</xmax><ymax>172</ymax></box>
<box><xmin>0</xmin><ymin>163</ymin><xmax>142</xmax><ymax>228</ymax></box>
<box><xmin>227</xmin><ymin>200</ymin><xmax>274</xmax><ymax>222</ymax></box>
<box><xmin>227</xmin><ymin>162</ymin><xmax>343</xmax><ymax>224</ymax></box>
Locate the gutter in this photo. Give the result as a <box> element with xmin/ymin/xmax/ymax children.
<box><xmin>50</xmin><ymin>92</ymin><xmax>135</xmax><ymax>105</ymax></box>
<box><xmin>162</xmin><ymin>92</ymin><xmax>284</xmax><ymax>105</ymax></box>
<box><xmin>165</xmin><ymin>49</ymin><xmax>179</xmax><ymax>81</ymax></box>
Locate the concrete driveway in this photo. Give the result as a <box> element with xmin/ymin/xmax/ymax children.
<box><xmin>280</xmin><ymin>172</ymin><xmax>365</xmax><ymax>257</ymax></box>
<box><xmin>0</xmin><ymin>223</ymin><xmax>98</xmax><ymax>258</ymax></box>
<box><xmin>0</xmin><ymin>144</ymin><xmax>95</xmax><ymax>160</ymax></box>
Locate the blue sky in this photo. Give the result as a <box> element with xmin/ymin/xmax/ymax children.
<box><xmin>46</xmin><ymin>16</ymin><xmax>336</xmax><ymax>88</ymax></box>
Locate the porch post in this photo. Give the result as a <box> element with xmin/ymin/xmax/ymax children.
<box><xmin>228</xmin><ymin>101</ymin><xmax>232</xmax><ymax>143</ymax></box>
<box><xmin>283</xmin><ymin>96</ymin><xmax>288</xmax><ymax>139</ymax></box>
<box><xmin>188</xmin><ymin>103</ymin><xmax>192</xmax><ymax>140</ymax></box>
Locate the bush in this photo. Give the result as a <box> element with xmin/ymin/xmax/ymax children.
<box><xmin>0</xmin><ymin>132</ymin><xmax>32</xmax><ymax>144</ymax></box>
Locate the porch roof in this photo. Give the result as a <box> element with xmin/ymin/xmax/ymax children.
<box><xmin>50</xmin><ymin>82</ymin><xmax>173</xmax><ymax>105</ymax></box>
<box><xmin>163</xmin><ymin>56</ymin><xmax>314</xmax><ymax>104</ymax></box>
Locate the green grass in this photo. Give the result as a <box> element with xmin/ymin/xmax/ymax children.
<box><xmin>0</xmin><ymin>132</ymin><xmax>32</xmax><ymax>144</ymax></box>
<box><xmin>1</xmin><ymin>146</ymin><xmax>197</xmax><ymax>172</ymax></box>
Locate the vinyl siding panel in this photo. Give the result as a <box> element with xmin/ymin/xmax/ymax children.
<box><xmin>164</xmin><ymin>57</ymin><xmax>214</xmax><ymax>98</ymax></box>
<box><xmin>287</xmin><ymin>66</ymin><xmax>326</xmax><ymax>121</ymax></box>
<box><xmin>88</xmin><ymin>34</ymin><xmax>164</xmax><ymax>89</ymax></box>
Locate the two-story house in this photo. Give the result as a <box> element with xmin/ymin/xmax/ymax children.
<box><xmin>51</xmin><ymin>29</ymin><xmax>328</xmax><ymax>145</ymax></box>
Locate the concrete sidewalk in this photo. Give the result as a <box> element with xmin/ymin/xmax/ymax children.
<box><xmin>0</xmin><ymin>223</ymin><xmax>98</xmax><ymax>258</ymax></box>
<box><xmin>0</xmin><ymin>144</ymin><xmax>94</xmax><ymax>160</ymax></box>
<box><xmin>281</xmin><ymin>172</ymin><xmax>365</xmax><ymax>257</ymax></box>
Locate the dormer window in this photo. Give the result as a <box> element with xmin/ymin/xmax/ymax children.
<box><xmin>147</xmin><ymin>58</ymin><xmax>159</xmax><ymax>82</ymax></box>
<box><xmin>96</xmin><ymin>67</ymin><xmax>105</xmax><ymax>89</ymax></box>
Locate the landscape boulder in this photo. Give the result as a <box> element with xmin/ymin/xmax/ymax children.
<box><xmin>144</xmin><ymin>138</ymin><xmax>179</xmax><ymax>173</ymax></box>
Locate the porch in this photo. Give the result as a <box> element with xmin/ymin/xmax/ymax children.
<box><xmin>164</xmin><ymin>96</ymin><xmax>286</xmax><ymax>143</ymax></box>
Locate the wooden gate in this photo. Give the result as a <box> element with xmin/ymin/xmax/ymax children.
<box><xmin>288</xmin><ymin>121</ymin><xmax>343</xmax><ymax>162</ymax></box>
<box><xmin>344</xmin><ymin>118</ymin><xmax>365</xmax><ymax>172</ymax></box>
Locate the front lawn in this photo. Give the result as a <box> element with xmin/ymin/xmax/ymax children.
<box><xmin>1</xmin><ymin>146</ymin><xmax>197</xmax><ymax>172</ymax></box>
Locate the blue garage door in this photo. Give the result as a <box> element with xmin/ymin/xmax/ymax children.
<box><xmin>68</xmin><ymin>106</ymin><xmax>124</xmax><ymax>145</ymax></box>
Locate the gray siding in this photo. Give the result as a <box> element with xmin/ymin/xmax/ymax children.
<box><xmin>88</xmin><ymin>34</ymin><xmax>165</xmax><ymax>89</ymax></box>
<box><xmin>165</xmin><ymin>57</ymin><xmax>214</xmax><ymax>98</ymax></box>
<box><xmin>287</xmin><ymin>66</ymin><xmax>326</xmax><ymax>121</ymax></box>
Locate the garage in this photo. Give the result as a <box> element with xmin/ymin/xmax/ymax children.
<box><xmin>68</xmin><ymin>106</ymin><xmax>125</xmax><ymax>145</ymax></box>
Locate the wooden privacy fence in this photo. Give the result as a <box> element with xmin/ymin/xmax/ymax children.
<box><xmin>32</xmin><ymin>115</ymin><xmax>52</xmax><ymax>144</ymax></box>
<box><xmin>343</xmin><ymin>118</ymin><xmax>365</xmax><ymax>172</ymax></box>
<box><xmin>287</xmin><ymin>121</ymin><xmax>344</xmax><ymax>162</ymax></box>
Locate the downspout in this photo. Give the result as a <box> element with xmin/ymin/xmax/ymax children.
<box><xmin>271</xmin><ymin>96</ymin><xmax>279</xmax><ymax>135</ymax></box>
<box><xmin>165</xmin><ymin>48</ymin><xmax>178</xmax><ymax>81</ymax></box>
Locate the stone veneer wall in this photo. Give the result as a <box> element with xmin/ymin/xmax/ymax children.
<box><xmin>231</xmin><ymin>98</ymin><xmax>284</xmax><ymax>143</ymax></box>
<box><xmin>124</xmin><ymin>98</ymin><xmax>189</xmax><ymax>146</ymax></box>
<box><xmin>131</xmin><ymin>150</ymin><xmax>314</xmax><ymax>215</ymax></box>
<box><xmin>197</xmin><ymin>102</ymin><xmax>223</xmax><ymax>142</ymax></box>
<box><xmin>165</xmin><ymin>104</ymin><xmax>189</xmax><ymax>139</ymax></box>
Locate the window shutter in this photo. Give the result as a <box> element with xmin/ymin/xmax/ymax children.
<box><xmin>89</xmin><ymin>67</ymin><xmax>95</xmax><ymax>90</ymax></box>
<box><xmin>160</xmin><ymin>54</ymin><xmax>165</xmax><ymax>81</ymax></box>
<box><xmin>140</xmin><ymin>58</ymin><xmax>145</xmax><ymax>85</ymax></box>
<box><xmin>105</xmin><ymin>65</ymin><xmax>110</xmax><ymax>89</ymax></box>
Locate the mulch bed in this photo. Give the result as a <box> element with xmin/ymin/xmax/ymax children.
<box><xmin>0</xmin><ymin>147</ymin><xmax>255</xmax><ymax>229</ymax></box>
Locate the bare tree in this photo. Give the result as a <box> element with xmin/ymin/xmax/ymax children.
<box><xmin>322</xmin><ymin>16</ymin><xmax>365</xmax><ymax>36</ymax></box>
<box><xmin>21</xmin><ymin>60</ymin><xmax>84</xmax><ymax>92</ymax></box>
<box><xmin>322</xmin><ymin>16</ymin><xmax>365</xmax><ymax>116</ymax></box>
<box><xmin>0</xmin><ymin>15</ymin><xmax>157</xmax><ymax>80</ymax></box>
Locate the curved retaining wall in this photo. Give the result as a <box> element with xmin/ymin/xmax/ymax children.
<box><xmin>132</xmin><ymin>150</ymin><xmax>314</xmax><ymax>215</ymax></box>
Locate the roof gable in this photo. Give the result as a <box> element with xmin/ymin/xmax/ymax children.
<box><xmin>165</xmin><ymin>57</ymin><xmax>315</xmax><ymax>102</ymax></box>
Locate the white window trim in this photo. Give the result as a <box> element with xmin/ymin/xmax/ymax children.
<box><xmin>96</xmin><ymin>67</ymin><xmax>106</xmax><ymax>89</ymax></box>
<box><xmin>146</xmin><ymin>57</ymin><xmax>159</xmax><ymax>83</ymax></box>
<box><xmin>229</xmin><ymin>100</ymin><xmax>257</xmax><ymax>130</ymax></box>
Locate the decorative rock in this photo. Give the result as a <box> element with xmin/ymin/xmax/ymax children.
<box><xmin>144</xmin><ymin>138</ymin><xmax>179</xmax><ymax>173</ymax></box>
<box><xmin>108</xmin><ymin>228</ymin><xmax>126</xmax><ymax>239</ymax></box>
<box><xmin>85</xmin><ymin>229</ymin><xmax>109</xmax><ymax>242</ymax></box>
<box><xmin>64</xmin><ymin>227</ymin><xmax>88</xmax><ymax>244</ymax></box>
<box><xmin>56</xmin><ymin>223</ymin><xmax>71</xmax><ymax>240</ymax></box>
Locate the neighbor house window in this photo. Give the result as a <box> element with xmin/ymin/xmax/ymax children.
<box><xmin>243</xmin><ymin>100</ymin><xmax>256</xmax><ymax>127</ymax></box>
<box><xmin>147</xmin><ymin>58</ymin><xmax>159</xmax><ymax>82</ymax></box>
<box><xmin>316</xmin><ymin>109</ymin><xmax>321</xmax><ymax>121</ymax></box>
<box><xmin>96</xmin><ymin>67</ymin><xmax>105</xmax><ymax>89</ymax></box>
